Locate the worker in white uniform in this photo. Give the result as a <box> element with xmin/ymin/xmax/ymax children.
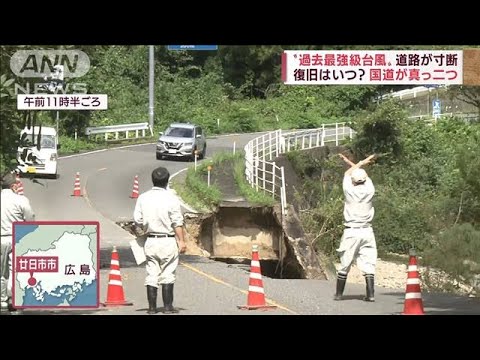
<box><xmin>335</xmin><ymin>154</ymin><xmax>377</xmax><ymax>302</ymax></box>
<box><xmin>133</xmin><ymin>167</ymin><xmax>187</xmax><ymax>314</ymax></box>
<box><xmin>1</xmin><ymin>172</ymin><xmax>35</xmax><ymax>313</ymax></box>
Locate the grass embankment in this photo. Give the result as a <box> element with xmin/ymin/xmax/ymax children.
<box><xmin>172</xmin><ymin>151</ymin><xmax>275</xmax><ymax>212</ymax></box>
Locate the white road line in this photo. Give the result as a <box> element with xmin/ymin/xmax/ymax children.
<box><xmin>170</xmin><ymin>167</ymin><xmax>188</xmax><ymax>180</ymax></box>
<box><xmin>59</xmin><ymin>148</ymin><xmax>108</xmax><ymax>159</ymax></box>
<box><xmin>58</xmin><ymin>142</ymin><xmax>157</xmax><ymax>160</ymax></box>
<box><xmin>58</xmin><ymin>131</ymin><xmax>265</xmax><ymax>160</ymax></box>
<box><xmin>169</xmin><ymin>168</ymin><xmax>199</xmax><ymax>214</ymax></box>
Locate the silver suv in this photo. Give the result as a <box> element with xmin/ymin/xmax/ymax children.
<box><xmin>156</xmin><ymin>123</ymin><xmax>207</xmax><ymax>161</ymax></box>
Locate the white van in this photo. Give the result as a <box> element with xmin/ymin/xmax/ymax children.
<box><xmin>16</xmin><ymin>126</ymin><xmax>59</xmax><ymax>178</ymax></box>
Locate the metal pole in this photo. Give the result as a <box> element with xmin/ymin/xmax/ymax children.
<box><xmin>56</xmin><ymin>111</ymin><xmax>59</xmax><ymax>137</ymax></box>
<box><xmin>207</xmin><ymin>169</ymin><xmax>211</xmax><ymax>187</ymax></box>
<box><xmin>335</xmin><ymin>123</ymin><xmax>339</xmax><ymax>146</ymax></box>
<box><xmin>280</xmin><ymin>166</ymin><xmax>286</xmax><ymax>216</ymax></box>
<box><xmin>149</xmin><ymin>45</ymin><xmax>154</xmax><ymax>136</ymax></box>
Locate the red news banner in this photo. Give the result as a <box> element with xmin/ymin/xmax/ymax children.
<box><xmin>281</xmin><ymin>49</ymin><xmax>480</xmax><ymax>86</ymax></box>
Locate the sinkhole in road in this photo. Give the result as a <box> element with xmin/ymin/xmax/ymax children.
<box><xmin>212</xmin><ymin>257</ymin><xmax>303</xmax><ymax>279</ymax></box>
<box><xmin>115</xmin><ymin>205</ymin><xmax>305</xmax><ymax>280</ymax></box>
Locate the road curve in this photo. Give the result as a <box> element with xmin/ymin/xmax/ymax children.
<box><xmin>20</xmin><ymin>132</ymin><xmax>265</xmax><ymax>249</ymax></box>
<box><xmin>17</xmin><ymin>129</ymin><xmax>480</xmax><ymax>315</ymax></box>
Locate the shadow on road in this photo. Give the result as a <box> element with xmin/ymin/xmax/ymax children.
<box><xmin>100</xmin><ymin>249</ymin><xmax>212</xmax><ymax>269</ymax></box>
<box><xmin>381</xmin><ymin>291</ymin><xmax>480</xmax><ymax>315</ymax></box>
<box><xmin>100</xmin><ymin>246</ymin><xmax>140</xmax><ymax>269</ymax></box>
<box><xmin>135</xmin><ymin>307</ymin><xmax>187</xmax><ymax>314</ymax></box>
<box><xmin>338</xmin><ymin>294</ymin><xmax>368</xmax><ymax>301</ymax></box>
<box><xmin>179</xmin><ymin>255</ymin><xmax>213</xmax><ymax>265</ymax></box>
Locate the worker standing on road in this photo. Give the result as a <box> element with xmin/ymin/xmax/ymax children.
<box><xmin>335</xmin><ymin>154</ymin><xmax>377</xmax><ymax>302</ymax></box>
<box><xmin>133</xmin><ymin>167</ymin><xmax>187</xmax><ymax>314</ymax></box>
<box><xmin>1</xmin><ymin>172</ymin><xmax>35</xmax><ymax>313</ymax></box>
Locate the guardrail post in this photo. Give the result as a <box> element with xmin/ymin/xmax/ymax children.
<box><xmin>207</xmin><ymin>166</ymin><xmax>211</xmax><ymax>187</ymax></box>
<box><xmin>262</xmin><ymin>159</ymin><xmax>266</xmax><ymax>191</ymax></box>
<box><xmin>335</xmin><ymin>123</ymin><xmax>339</xmax><ymax>146</ymax></box>
<box><xmin>105</xmin><ymin>133</ymin><xmax>108</xmax><ymax>141</ymax></box>
<box><xmin>349</xmin><ymin>127</ymin><xmax>353</xmax><ymax>139</ymax></box>
<box><xmin>136</xmin><ymin>129</ymin><xmax>139</xmax><ymax>138</ymax></box>
<box><xmin>115</xmin><ymin>132</ymin><xmax>119</xmax><ymax>140</ymax></box>
<box><xmin>254</xmin><ymin>156</ymin><xmax>259</xmax><ymax>191</ymax></box>
<box><xmin>272</xmin><ymin>162</ymin><xmax>276</xmax><ymax>198</ymax></box>
<box><xmin>262</xmin><ymin>135</ymin><xmax>266</xmax><ymax>160</ymax></box>
<box><xmin>276</xmin><ymin>130</ymin><xmax>281</xmax><ymax>156</ymax></box>
<box><xmin>269</xmin><ymin>132</ymin><xmax>272</xmax><ymax>160</ymax></box>
<box><xmin>246</xmin><ymin>143</ymin><xmax>252</xmax><ymax>186</ymax></box>
<box><xmin>126</xmin><ymin>130</ymin><xmax>129</xmax><ymax>139</ymax></box>
<box><xmin>275</xmin><ymin>132</ymin><xmax>279</xmax><ymax>157</ymax></box>
<box><xmin>280</xmin><ymin>166</ymin><xmax>287</xmax><ymax>216</ymax></box>
<box><xmin>321</xmin><ymin>124</ymin><xmax>325</xmax><ymax>146</ymax></box>
<box><xmin>316</xmin><ymin>130</ymin><xmax>320</xmax><ymax>147</ymax></box>
<box><xmin>143</xmin><ymin>129</ymin><xmax>146</xmax><ymax>137</ymax></box>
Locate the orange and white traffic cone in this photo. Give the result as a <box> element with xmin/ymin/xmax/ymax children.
<box><xmin>130</xmin><ymin>175</ymin><xmax>139</xmax><ymax>199</ymax></box>
<box><xmin>72</xmin><ymin>172</ymin><xmax>82</xmax><ymax>197</ymax></box>
<box><xmin>16</xmin><ymin>174</ymin><xmax>24</xmax><ymax>196</ymax></box>
<box><xmin>238</xmin><ymin>244</ymin><xmax>277</xmax><ymax>311</ymax></box>
<box><xmin>102</xmin><ymin>246</ymin><xmax>133</xmax><ymax>307</ymax></box>
<box><xmin>402</xmin><ymin>250</ymin><xmax>425</xmax><ymax>315</ymax></box>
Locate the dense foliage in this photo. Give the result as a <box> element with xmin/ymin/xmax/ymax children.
<box><xmin>5</xmin><ymin>45</ymin><xmax>476</xmax><ymax>174</ymax></box>
<box><xmin>1</xmin><ymin>46</ymin><xmax>478</xmax><ymax>289</ymax></box>
<box><xmin>288</xmin><ymin>101</ymin><xmax>479</xmax><ymax>290</ymax></box>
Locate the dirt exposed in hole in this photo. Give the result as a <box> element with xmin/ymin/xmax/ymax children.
<box><xmin>116</xmin><ymin>216</ymin><xmax>211</xmax><ymax>257</ymax></box>
<box><xmin>213</xmin><ymin>257</ymin><xmax>304</xmax><ymax>279</ymax></box>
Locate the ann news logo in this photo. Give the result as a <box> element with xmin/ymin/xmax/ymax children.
<box><xmin>9</xmin><ymin>50</ymin><xmax>90</xmax><ymax>95</ymax></box>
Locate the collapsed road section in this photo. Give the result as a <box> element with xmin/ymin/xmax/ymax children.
<box><xmin>118</xmin><ymin>201</ymin><xmax>334</xmax><ymax>280</ymax></box>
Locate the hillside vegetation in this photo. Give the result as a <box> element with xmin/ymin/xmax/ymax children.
<box><xmin>1</xmin><ymin>45</ymin><xmax>479</xmax><ymax>293</ymax></box>
<box><xmin>287</xmin><ymin>101</ymin><xmax>480</xmax><ymax>293</ymax></box>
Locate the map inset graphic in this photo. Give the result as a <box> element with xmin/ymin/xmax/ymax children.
<box><xmin>12</xmin><ymin>222</ymin><xmax>99</xmax><ymax>308</ymax></box>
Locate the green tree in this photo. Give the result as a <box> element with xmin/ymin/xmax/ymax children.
<box><xmin>350</xmin><ymin>100</ymin><xmax>407</xmax><ymax>165</ymax></box>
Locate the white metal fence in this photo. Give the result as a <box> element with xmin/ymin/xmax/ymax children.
<box><xmin>244</xmin><ymin>123</ymin><xmax>353</xmax><ymax>216</ymax></box>
<box><xmin>85</xmin><ymin>122</ymin><xmax>152</xmax><ymax>141</ymax></box>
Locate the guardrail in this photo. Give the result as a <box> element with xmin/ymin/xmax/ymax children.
<box><xmin>381</xmin><ymin>85</ymin><xmax>448</xmax><ymax>101</ymax></box>
<box><xmin>85</xmin><ymin>123</ymin><xmax>152</xmax><ymax>141</ymax></box>
<box><xmin>409</xmin><ymin>113</ymin><xmax>479</xmax><ymax>123</ymax></box>
<box><xmin>244</xmin><ymin>123</ymin><xmax>353</xmax><ymax>216</ymax></box>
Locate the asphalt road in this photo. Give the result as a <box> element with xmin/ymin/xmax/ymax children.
<box><xmin>17</xmin><ymin>130</ymin><xmax>480</xmax><ymax>315</ymax></box>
